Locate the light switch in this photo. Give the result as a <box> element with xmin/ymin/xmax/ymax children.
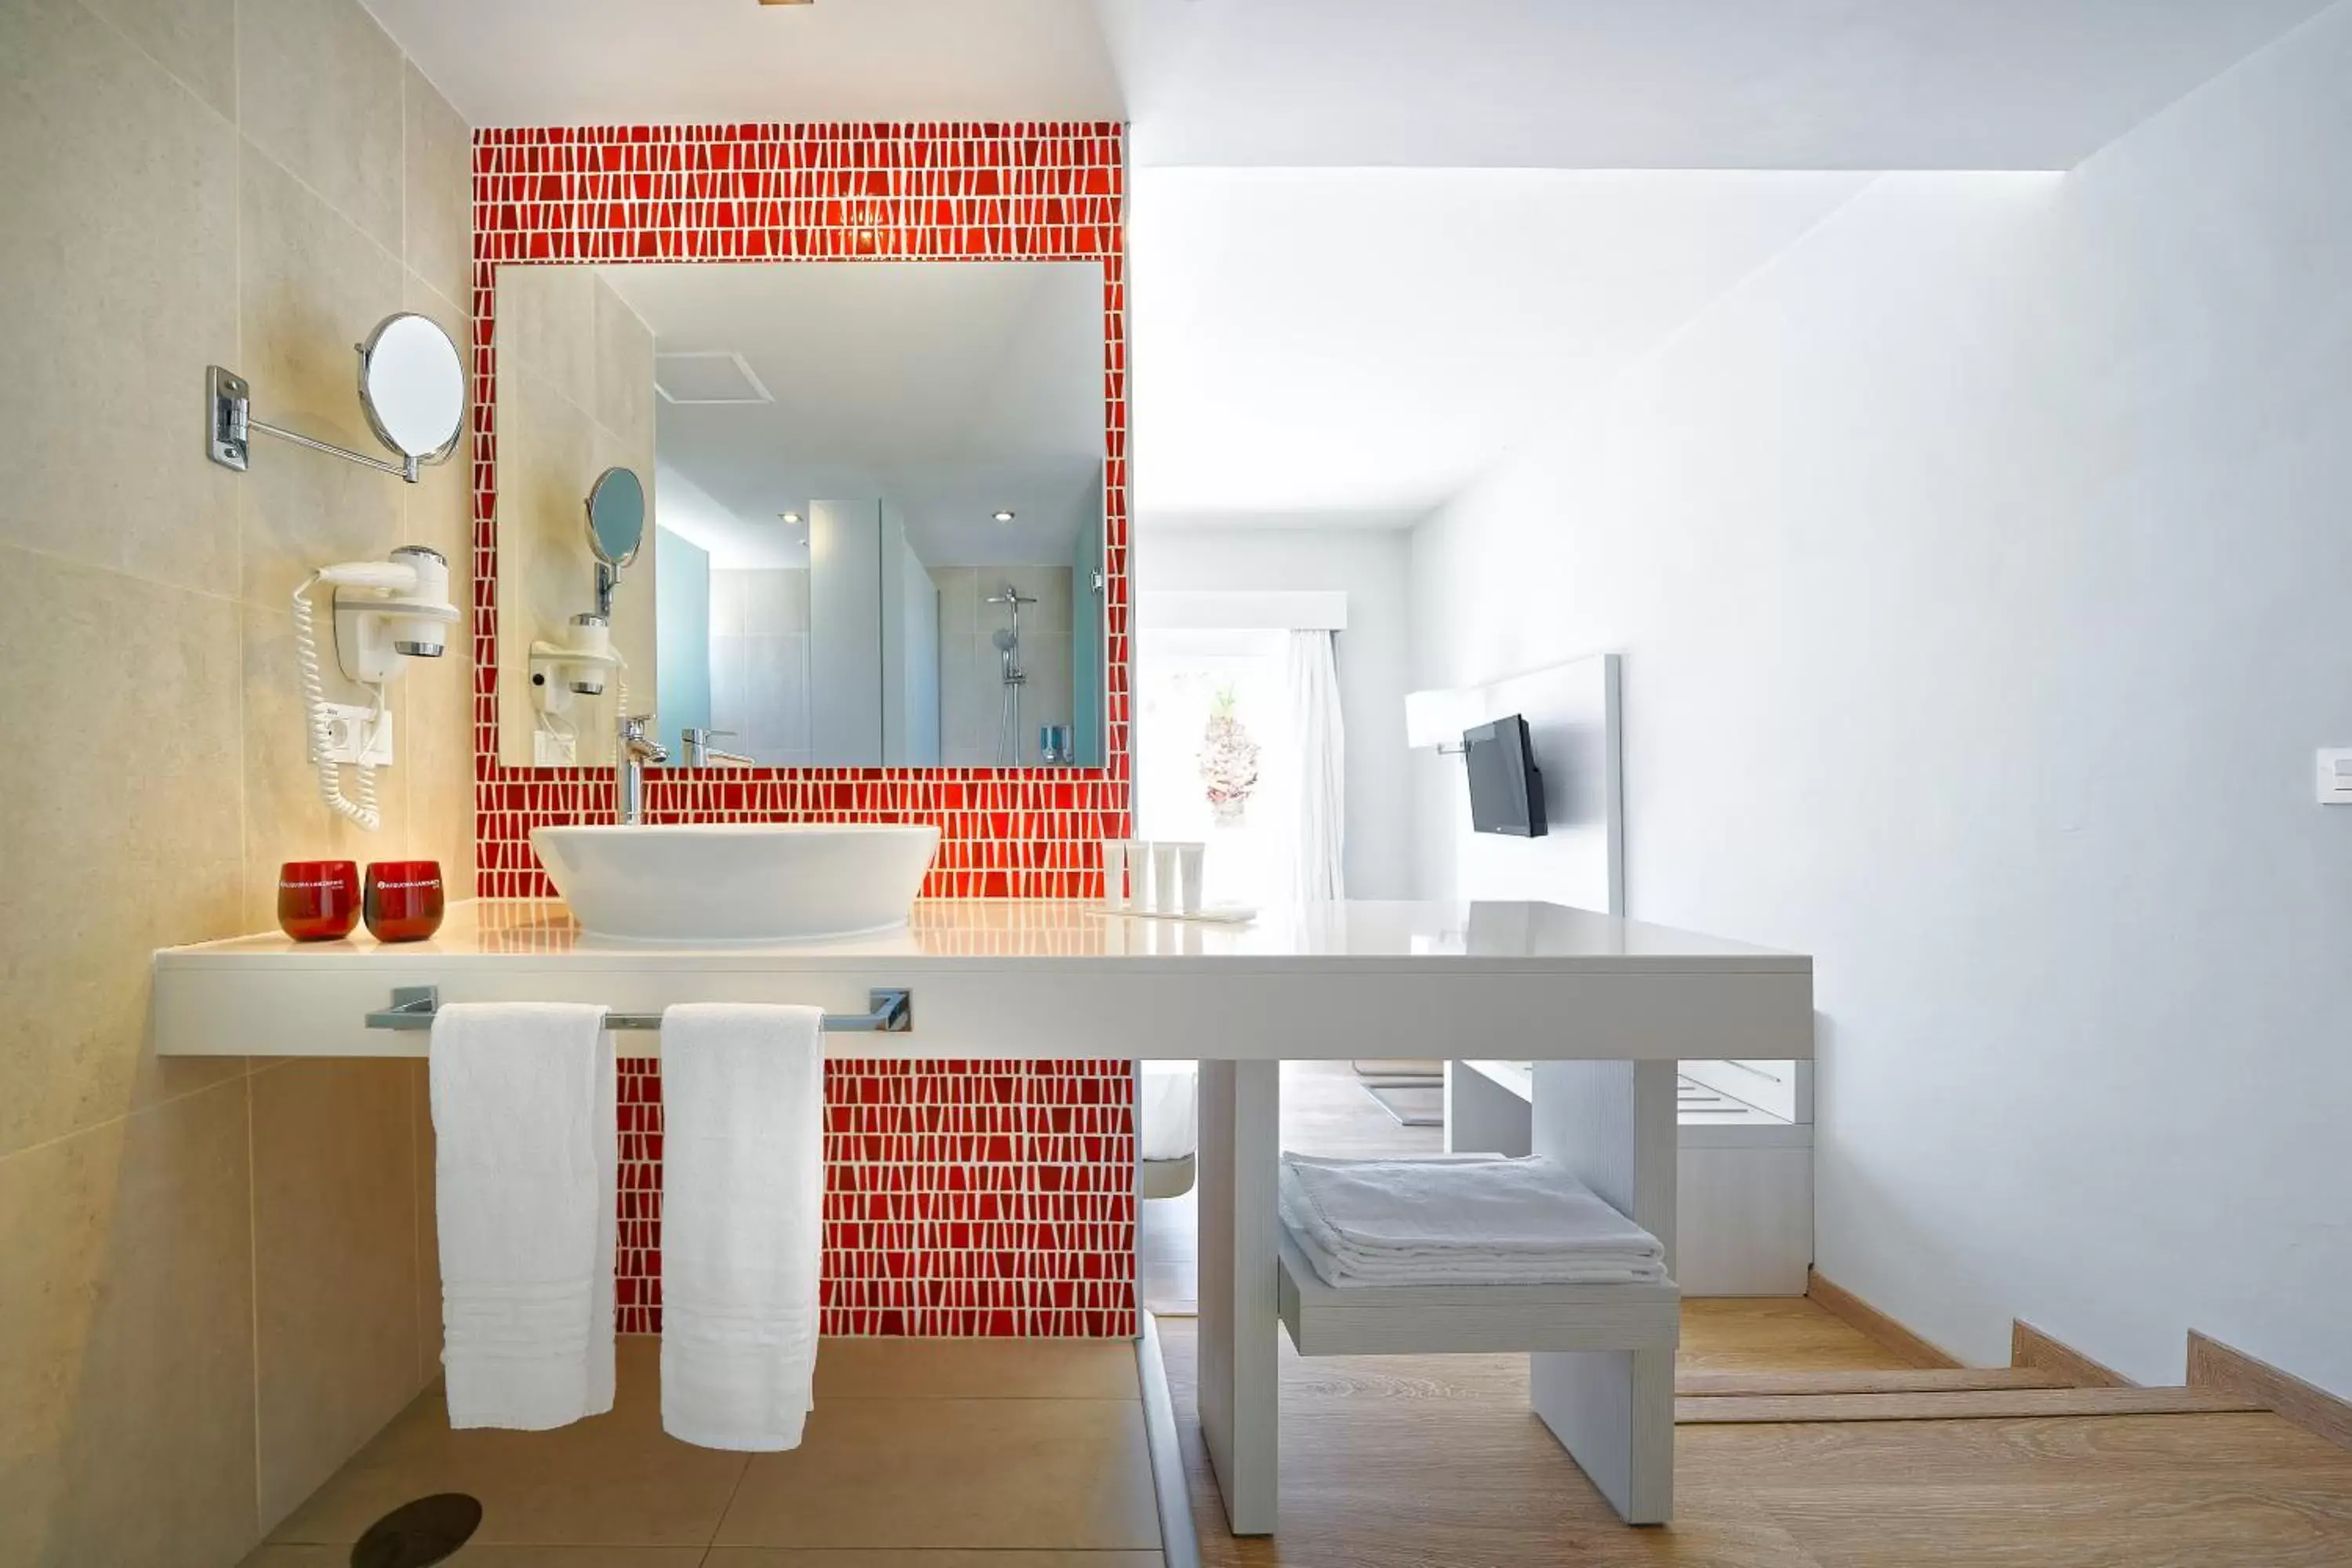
<box><xmin>2319</xmin><ymin>750</ymin><xmax>2352</xmax><ymax>804</ymax></box>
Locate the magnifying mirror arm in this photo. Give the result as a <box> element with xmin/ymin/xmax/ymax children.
<box><xmin>246</xmin><ymin>412</ymin><xmax>424</xmax><ymax>482</ymax></box>
<box><xmin>208</xmin><ymin>365</ymin><xmax>452</xmax><ymax>485</ymax></box>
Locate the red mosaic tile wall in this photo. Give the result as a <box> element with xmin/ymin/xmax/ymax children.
<box><xmin>619</xmin><ymin>1057</ymin><xmax>1135</xmax><ymax>1338</ymax></box>
<box><xmin>477</xmin><ymin>124</ymin><xmax>1134</xmax><ymax>1337</ymax></box>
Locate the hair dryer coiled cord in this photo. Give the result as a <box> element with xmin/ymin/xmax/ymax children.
<box><xmin>292</xmin><ymin>571</ymin><xmax>383</xmax><ymax>830</ymax></box>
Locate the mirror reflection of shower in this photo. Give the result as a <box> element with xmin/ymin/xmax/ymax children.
<box><xmin>986</xmin><ymin>583</ymin><xmax>1038</xmax><ymax>764</ymax></box>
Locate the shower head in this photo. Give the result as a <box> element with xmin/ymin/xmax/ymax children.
<box><xmin>991</xmin><ymin>627</ymin><xmax>1018</xmax><ymax>652</ymax></box>
<box><xmin>985</xmin><ymin>585</ymin><xmax>1037</xmax><ymax>608</ymax></box>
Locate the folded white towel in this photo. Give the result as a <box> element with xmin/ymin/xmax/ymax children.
<box><xmin>430</xmin><ymin>1002</ymin><xmax>615</xmax><ymax>1430</ymax></box>
<box><xmin>1279</xmin><ymin>1166</ymin><xmax>1661</xmax><ymax>1269</ymax></box>
<box><xmin>659</xmin><ymin>1003</ymin><xmax>826</xmax><ymax>1451</ymax></box>
<box><xmin>1278</xmin><ymin>1154</ymin><xmax>1666</xmax><ymax>1288</ymax></box>
<box><xmin>1280</xmin><ymin>1194</ymin><xmax>1664</xmax><ymax>1289</ymax></box>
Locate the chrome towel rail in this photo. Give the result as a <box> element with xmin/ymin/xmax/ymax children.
<box><xmin>363</xmin><ymin>985</ymin><xmax>913</xmax><ymax>1033</ymax></box>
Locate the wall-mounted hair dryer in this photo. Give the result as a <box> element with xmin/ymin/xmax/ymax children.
<box><xmin>293</xmin><ymin>545</ymin><xmax>459</xmax><ymax>830</ymax></box>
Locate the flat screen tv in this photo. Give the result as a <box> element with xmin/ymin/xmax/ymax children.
<box><xmin>1464</xmin><ymin>714</ymin><xmax>1546</xmax><ymax>837</ymax></box>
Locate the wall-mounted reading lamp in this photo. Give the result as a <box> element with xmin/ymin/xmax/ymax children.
<box><xmin>1404</xmin><ymin>688</ymin><xmax>1470</xmax><ymax>755</ymax></box>
<box><xmin>206</xmin><ymin>314</ymin><xmax>466</xmax><ymax>484</ymax></box>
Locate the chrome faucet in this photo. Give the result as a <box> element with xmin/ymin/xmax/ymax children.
<box><xmin>679</xmin><ymin>727</ymin><xmax>753</xmax><ymax>768</ymax></box>
<box><xmin>615</xmin><ymin>712</ymin><xmax>667</xmax><ymax>825</ymax></box>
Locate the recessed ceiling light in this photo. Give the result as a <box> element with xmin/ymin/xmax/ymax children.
<box><xmin>779</xmin><ymin>511</ymin><xmax>803</xmax><ymax>525</ymax></box>
<box><xmin>993</xmin><ymin>509</ymin><xmax>1017</xmax><ymax>523</ymax></box>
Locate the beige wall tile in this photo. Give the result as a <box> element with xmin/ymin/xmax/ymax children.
<box><xmin>3</xmin><ymin>6</ymin><xmax>474</xmax><ymax>1564</ymax></box>
<box><xmin>83</xmin><ymin>0</ymin><xmax>236</xmax><ymax>118</ymax></box>
<box><xmin>492</xmin><ymin>266</ymin><xmax>663</xmax><ymax>765</ymax></box>
<box><xmin>594</xmin><ymin>277</ymin><xmax>656</xmax><ymax>450</ymax></box>
<box><xmin>0</xmin><ymin>1080</ymin><xmax>258</xmax><ymax>1568</ymax></box>
<box><xmin>743</xmin><ymin>569</ymin><xmax>811</xmax><ymax>637</ymax></box>
<box><xmin>400</xmin><ymin>637</ymin><xmax>478</xmax><ymax>890</ymax></box>
<box><xmin>0</xmin><ymin>0</ymin><xmax>238</xmax><ymax>596</ymax></box>
<box><xmin>252</xmin><ymin>1058</ymin><xmax>428</xmax><ymax>1530</ymax></box>
<box><xmin>239</xmin><ymin>603</ymin><xmax>414</xmax><ymax>931</ymax></box>
<box><xmin>238</xmin><ymin>0</ymin><xmax>402</xmax><ymax>249</ymax></box>
<box><xmin>499</xmin><ymin>264</ymin><xmax>598</xmax><ymax>395</ymax></box>
<box><xmin>710</xmin><ymin>568</ymin><xmax>749</xmax><ymax>638</ymax></box>
<box><xmin>0</xmin><ymin>546</ymin><xmax>246</xmax><ymax>1157</ymax></box>
<box><xmin>400</xmin><ymin>273</ymin><xmax>479</xmax><ymax>889</ymax></box>
<box><xmin>495</xmin><ymin>362</ymin><xmax>601</xmax><ymax>764</ymax></box>
<box><xmin>401</xmin><ymin>62</ymin><xmax>472</xmax><ymax>309</ymax></box>
<box><xmin>237</xmin><ymin>146</ymin><xmax>409</xmax><ymax>606</ymax></box>
<box><xmin>1025</xmin><ymin>633</ymin><xmax>1076</xmax><ymax>746</ymax></box>
<box><xmin>934</xmin><ymin>566</ymin><xmax>978</xmax><ymax>633</ymax></box>
<box><xmin>1003</xmin><ymin>564</ymin><xmax>1074</xmax><ymax>636</ymax></box>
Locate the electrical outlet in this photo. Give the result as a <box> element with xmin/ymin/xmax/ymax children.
<box><xmin>534</xmin><ymin>729</ymin><xmax>579</xmax><ymax>766</ymax></box>
<box><xmin>2320</xmin><ymin>750</ymin><xmax>2352</xmax><ymax>804</ymax></box>
<box><xmin>318</xmin><ymin>702</ymin><xmax>394</xmax><ymax>768</ymax></box>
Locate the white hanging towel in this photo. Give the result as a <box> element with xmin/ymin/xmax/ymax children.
<box><xmin>429</xmin><ymin>1002</ymin><xmax>616</xmax><ymax>1429</ymax></box>
<box><xmin>659</xmin><ymin>1003</ymin><xmax>826</xmax><ymax>1450</ymax></box>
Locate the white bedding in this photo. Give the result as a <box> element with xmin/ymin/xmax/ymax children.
<box><xmin>1139</xmin><ymin>1060</ymin><xmax>1198</xmax><ymax>1163</ymax></box>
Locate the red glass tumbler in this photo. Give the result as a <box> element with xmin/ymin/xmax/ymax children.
<box><xmin>364</xmin><ymin>860</ymin><xmax>446</xmax><ymax>942</ymax></box>
<box><xmin>278</xmin><ymin>860</ymin><xmax>361</xmax><ymax>942</ymax></box>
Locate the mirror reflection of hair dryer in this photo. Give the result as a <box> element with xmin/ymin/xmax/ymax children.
<box><xmin>529</xmin><ymin>466</ymin><xmax>650</xmax><ymax>764</ymax></box>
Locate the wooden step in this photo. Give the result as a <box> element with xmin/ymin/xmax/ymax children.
<box><xmin>1677</xmin><ymin>1367</ymin><xmax>2076</xmax><ymax>1398</ymax></box>
<box><xmin>1676</xmin><ymin>1385</ymin><xmax>2267</xmax><ymax>1425</ymax></box>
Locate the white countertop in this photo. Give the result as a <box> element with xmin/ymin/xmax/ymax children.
<box><xmin>152</xmin><ymin>899</ymin><xmax>1813</xmax><ymax>1062</ymax></box>
<box><xmin>158</xmin><ymin>898</ymin><xmax>1809</xmax><ymax>971</ymax></box>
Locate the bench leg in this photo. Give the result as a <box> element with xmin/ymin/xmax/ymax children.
<box><xmin>1528</xmin><ymin>1058</ymin><xmax>1679</xmax><ymax>1523</ymax></box>
<box><xmin>1196</xmin><ymin>1057</ymin><xmax>1280</xmax><ymax>1534</ymax></box>
<box><xmin>1531</xmin><ymin>1344</ymin><xmax>1676</xmax><ymax>1523</ymax></box>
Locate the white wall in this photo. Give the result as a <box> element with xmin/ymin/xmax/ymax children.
<box><xmin>808</xmin><ymin>499</ymin><xmax>882</xmax><ymax>764</ymax></box>
<box><xmin>1145</xmin><ymin>526</ymin><xmax>1415</xmax><ymax>897</ymax></box>
<box><xmin>710</xmin><ymin>567</ymin><xmax>811</xmax><ymax>765</ymax></box>
<box><xmin>1409</xmin><ymin>2</ymin><xmax>2352</xmax><ymax>1392</ymax></box>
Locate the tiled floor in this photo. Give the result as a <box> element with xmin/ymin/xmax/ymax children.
<box><xmin>245</xmin><ymin>1338</ymin><xmax>1163</xmax><ymax>1567</ymax></box>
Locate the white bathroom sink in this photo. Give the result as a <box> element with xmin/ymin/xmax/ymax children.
<box><xmin>532</xmin><ymin>823</ymin><xmax>940</xmax><ymax>942</ymax></box>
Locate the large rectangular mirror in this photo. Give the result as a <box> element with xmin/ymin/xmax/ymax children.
<box><xmin>494</xmin><ymin>260</ymin><xmax>1108</xmax><ymax>770</ymax></box>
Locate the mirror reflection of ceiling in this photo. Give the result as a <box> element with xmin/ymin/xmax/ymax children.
<box><xmin>596</xmin><ymin>263</ymin><xmax>1102</xmax><ymax>571</ymax></box>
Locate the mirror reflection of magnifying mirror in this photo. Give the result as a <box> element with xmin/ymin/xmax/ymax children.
<box><xmin>586</xmin><ymin>466</ymin><xmax>648</xmax><ymax>568</ymax></box>
<box><xmin>357</xmin><ymin>313</ymin><xmax>466</xmax><ymax>461</ymax></box>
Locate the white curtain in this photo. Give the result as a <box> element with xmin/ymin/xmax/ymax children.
<box><xmin>1283</xmin><ymin>629</ymin><xmax>1346</xmax><ymax>902</ymax></box>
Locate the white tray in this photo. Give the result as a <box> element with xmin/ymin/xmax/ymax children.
<box><xmin>1087</xmin><ymin>902</ymin><xmax>1259</xmax><ymax>925</ymax></box>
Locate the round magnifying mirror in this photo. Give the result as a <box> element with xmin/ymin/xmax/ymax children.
<box><xmin>356</xmin><ymin>314</ymin><xmax>466</xmax><ymax>461</ymax></box>
<box><xmin>584</xmin><ymin>466</ymin><xmax>647</xmax><ymax>568</ymax></box>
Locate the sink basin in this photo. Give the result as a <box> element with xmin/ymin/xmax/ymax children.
<box><xmin>532</xmin><ymin>823</ymin><xmax>940</xmax><ymax>942</ymax></box>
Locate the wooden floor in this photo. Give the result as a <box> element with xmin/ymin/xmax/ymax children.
<box><xmin>1160</xmin><ymin>1298</ymin><xmax>2352</xmax><ymax>1566</ymax></box>
<box><xmin>1149</xmin><ymin>1062</ymin><xmax>2352</xmax><ymax>1561</ymax></box>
